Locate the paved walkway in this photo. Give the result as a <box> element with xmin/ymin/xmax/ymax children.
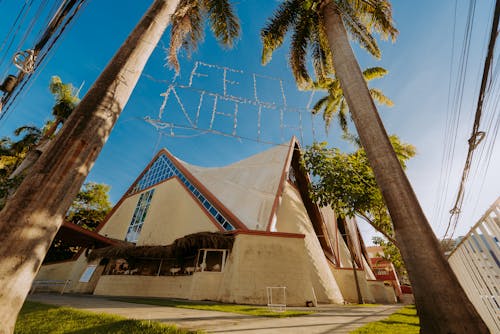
<box><xmin>28</xmin><ymin>294</ymin><xmax>402</xmax><ymax>333</ymax></box>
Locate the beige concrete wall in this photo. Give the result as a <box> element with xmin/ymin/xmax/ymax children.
<box><xmin>218</xmin><ymin>233</ymin><xmax>317</xmax><ymax>306</ymax></box>
<box><xmin>367</xmin><ymin>280</ymin><xmax>396</xmax><ymax>304</ymax></box>
<box><xmin>137</xmin><ymin>179</ymin><xmax>219</xmax><ymax>246</ymax></box>
<box><xmin>275</xmin><ymin>183</ymin><xmax>344</xmax><ymax>304</ymax></box>
<box><xmin>35</xmin><ymin>254</ymin><xmax>101</xmax><ymax>294</ymax></box>
<box><xmin>94</xmin><ymin>275</ymin><xmax>193</xmax><ymax>299</ymax></box>
<box><xmin>384</xmin><ymin>285</ymin><xmax>397</xmax><ymax>303</ymax></box>
<box><xmin>99</xmin><ymin>179</ymin><xmax>219</xmax><ymax>245</ymax></box>
<box><xmin>189</xmin><ymin>272</ymin><xmax>224</xmax><ymax>301</ymax></box>
<box><xmin>99</xmin><ymin>194</ymin><xmax>139</xmax><ymax>240</ymax></box>
<box><xmin>36</xmin><ymin>261</ymin><xmax>75</xmax><ymax>281</ymax></box>
<box><xmin>330</xmin><ymin>267</ymin><xmax>375</xmax><ymax>304</ymax></box>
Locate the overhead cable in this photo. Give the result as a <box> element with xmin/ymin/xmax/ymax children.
<box><xmin>444</xmin><ymin>0</ymin><xmax>500</xmax><ymax>238</ymax></box>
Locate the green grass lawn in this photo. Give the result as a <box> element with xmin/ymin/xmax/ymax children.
<box><xmin>111</xmin><ymin>297</ymin><xmax>313</xmax><ymax>318</ymax></box>
<box><xmin>15</xmin><ymin>301</ymin><xmax>202</xmax><ymax>334</ymax></box>
<box><xmin>350</xmin><ymin>305</ymin><xmax>420</xmax><ymax>334</ymax></box>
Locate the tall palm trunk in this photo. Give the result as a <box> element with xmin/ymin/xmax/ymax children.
<box><xmin>0</xmin><ymin>0</ymin><xmax>179</xmax><ymax>332</ymax></box>
<box><xmin>321</xmin><ymin>3</ymin><xmax>488</xmax><ymax>333</ymax></box>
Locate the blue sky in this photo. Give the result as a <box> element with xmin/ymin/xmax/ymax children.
<box><xmin>0</xmin><ymin>0</ymin><xmax>498</xmax><ymax>242</ymax></box>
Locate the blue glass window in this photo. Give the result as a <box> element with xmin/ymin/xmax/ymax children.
<box><xmin>129</xmin><ymin>154</ymin><xmax>235</xmax><ymax>231</ymax></box>
<box><xmin>125</xmin><ymin>189</ymin><xmax>155</xmax><ymax>242</ymax></box>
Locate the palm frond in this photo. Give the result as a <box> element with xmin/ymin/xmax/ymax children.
<box><xmin>336</xmin><ymin>0</ymin><xmax>380</xmax><ymax>58</ymax></box>
<box><xmin>49</xmin><ymin>76</ymin><xmax>79</xmax><ymax>120</ymax></box>
<box><xmin>338</xmin><ymin>99</ymin><xmax>349</xmax><ymax>133</ymax></box>
<box><xmin>261</xmin><ymin>0</ymin><xmax>299</xmax><ymax>64</ymax></box>
<box><xmin>357</xmin><ymin>0</ymin><xmax>398</xmax><ymax>42</ymax></box>
<box><xmin>203</xmin><ymin>0</ymin><xmax>240</xmax><ymax>47</ymax></box>
<box><xmin>168</xmin><ymin>0</ymin><xmax>200</xmax><ymax>72</ymax></box>
<box><xmin>184</xmin><ymin>2</ymin><xmax>204</xmax><ymax>56</ymax></box>
<box><xmin>316</xmin><ymin>16</ymin><xmax>335</xmax><ymax>73</ymax></box>
<box><xmin>289</xmin><ymin>10</ymin><xmax>314</xmax><ymax>88</ymax></box>
<box><xmin>168</xmin><ymin>0</ymin><xmax>239</xmax><ymax>73</ymax></box>
<box><xmin>362</xmin><ymin>66</ymin><xmax>387</xmax><ymax>81</ymax></box>
<box><xmin>311</xmin><ymin>15</ymin><xmax>334</xmax><ymax>82</ymax></box>
<box><xmin>322</xmin><ymin>97</ymin><xmax>337</xmax><ymax>130</ymax></box>
<box><xmin>312</xmin><ymin>95</ymin><xmax>329</xmax><ymax>114</ymax></box>
<box><xmin>369</xmin><ymin>88</ymin><xmax>393</xmax><ymax>107</ymax></box>
<box><xmin>13</xmin><ymin>126</ymin><xmax>42</xmax><ymax>137</ymax></box>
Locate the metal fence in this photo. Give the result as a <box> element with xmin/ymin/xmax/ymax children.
<box><xmin>448</xmin><ymin>197</ymin><xmax>500</xmax><ymax>333</ymax></box>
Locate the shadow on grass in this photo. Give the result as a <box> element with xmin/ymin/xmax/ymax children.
<box><xmin>110</xmin><ymin>297</ymin><xmax>312</xmax><ymax>318</ymax></box>
<box><xmin>380</xmin><ymin>320</ymin><xmax>420</xmax><ymax>327</ymax></box>
<box><xmin>15</xmin><ymin>301</ymin><xmax>199</xmax><ymax>334</ymax></box>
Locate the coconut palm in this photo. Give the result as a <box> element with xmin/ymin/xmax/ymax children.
<box><xmin>44</xmin><ymin>76</ymin><xmax>80</xmax><ymax>138</ymax></box>
<box><xmin>0</xmin><ymin>1</ymin><xmax>239</xmax><ymax>332</ymax></box>
<box><xmin>8</xmin><ymin>77</ymin><xmax>79</xmax><ymax>180</ymax></box>
<box><xmin>262</xmin><ymin>1</ymin><xmax>488</xmax><ymax>333</ymax></box>
<box><xmin>9</xmin><ymin>126</ymin><xmax>43</xmax><ymax>155</ymax></box>
<box><xmin>310</xmin><ymin>66</ymin><xmax>393</xmax><ymax>134</ymax></box>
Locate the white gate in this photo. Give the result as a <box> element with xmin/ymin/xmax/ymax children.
<box><xmin>448</xmin><ymin>197</ymin><xmax>500</xmax><ymax>333</ymax></box>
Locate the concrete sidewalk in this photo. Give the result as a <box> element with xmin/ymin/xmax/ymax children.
<box><xmin>28</xmin><ymin>294</ymin><xmax>402</xmax><ymax>333</ymax></box>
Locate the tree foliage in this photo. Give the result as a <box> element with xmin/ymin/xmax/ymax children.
<box><xmin>67</xmin><ymin>182</ymin><xmax>112</xmax><ymax>231</ymax></box>
<box><xmin>310</xmin><ymin>67</ymin><xmax>393</xmax><ymax>134</ymax></box>
<box><xmin>0</xmin><ymin>76</ymin><xmax>79</xmax><ymax>207</ymax></box>
<box><xmin>44</xmin><ymin>182</ymin><xmax>112</xmax><ymax>263</ymax></box>
<box><xmin>302</xmin><ymin>135</ymin><xmax>416</xmax><ymax>245</ymax></box>
<box><xmin>168</xmin><ymin>0</ymin><xmax>240</xmax><ymax>72</ymax></box>
<box><xmin>261</xmin><ymin>0</ymin><xmax>397</xmax><ymax>88</ymax></box>
<box><xmin>0</xmin><ymin>126</ymin><xmax>44</xmax><ymax>208</ymax></box>
<box><xmin>49</xmin><ymin>76</ymin><xmax>80</xmax><ymax>121</ymax></box>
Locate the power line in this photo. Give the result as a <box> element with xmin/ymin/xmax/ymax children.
<box><xmin>444</xmin><ymin>0</ymin><xmax>500</xmax><ymax>238</ymax></box>
<box><xmin>0</xmin><ymin>0</ymin><xmax>86</xmax><ymax>121</ymax></box>
<box><xmin>435</xmin><ymin>0</ymin><xmax>477</xmax><ymax>233</ymax></box>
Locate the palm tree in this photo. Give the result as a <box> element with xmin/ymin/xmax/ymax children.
<box><xmin>310</xmin><ymin>66</ymin><xmax>393</xmax><ymax>134</ymax></box>
<box><xmin>9</xmin><ymin>77</ymin><xmax>80</xmax><ymax>180</ymax></box>
<box><xmin>0</xmin><ymin>1</ymin><xmax>239</xmax><ymax>332</ymax></box>
<box><xmin>0</xmin><ymin>125</ymin><xmax>43</xmax><ymax>181</ymax></box>
<box><xmin>44</xmin><ymin>76</ymin><xmax>81</xmax><ymax>138</ymax></box>
<box><xmin>262</xmin><ymin>1</ymin><xmax>488</xmax><ymax>333</ymax></box>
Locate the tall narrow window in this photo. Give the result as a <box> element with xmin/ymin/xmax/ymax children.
<box><xmin>125</xmin><ymin>189</ymin><xmax>155</xmax><ymax>242</ymax></box>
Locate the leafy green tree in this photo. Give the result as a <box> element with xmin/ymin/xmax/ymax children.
<box><xmin>302</xmin><ymin>135</ymin><xmax>415</xmax><ymax>246</ymax></box>
<box><xmin>67</xmin><ymin>182</ymin><xmax>112</xmax><ymax>231</ymax></box>
<box><xmin>0</xmin><ymin>126</ymin><xmax>44</xmax><ymax>208</ymax></box>
<box><xmin>0</xmin><ymin>77</ymin><xmax>79</xmax><ymax>207</ymax></box>
<box><xmin>262</xmin><ymin>2</ymin><xmax>488</xmax><ymax>331</ymax></box>
<box><xmin>44</xmin><ymin>182</ymin><xmax>112</xmax><ymax>263</ymax></box>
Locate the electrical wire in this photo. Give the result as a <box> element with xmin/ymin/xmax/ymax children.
<box><xmin>434</xmin><ymin>0</ymin><xmax>477</xmax><ymax>234</ymax></box>
<box><xmin>0</xmin><ymin>0</ymin><xmax>87</xmax><ymax>122</ymax></box>
<box><xmin>444</xmin><ymin>0</ymin><xmax>500</xmax><ymax>238</ymax></box>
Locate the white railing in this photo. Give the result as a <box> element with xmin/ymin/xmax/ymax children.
<box><xmin>448</xmin><ymin>197</ymin><xmax>500</xmax><ymax>333</ymax></box>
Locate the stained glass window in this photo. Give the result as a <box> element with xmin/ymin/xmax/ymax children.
<box><xmin>125</xmin><ymin>189</ymin><xmax>155</xmax><ymax>242</ymax></box>
<box><xmin>130</xmin><ymin>154</ymin><xmax>235</xmax><ymax>231</ymax></box>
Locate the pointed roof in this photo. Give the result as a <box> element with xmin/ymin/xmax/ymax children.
<box><xmin>96</xmin><ymin>138</ymin><xmax>296</xmax><ymax>233</ymax></box>
<box><xmin>179</xmin><ymin>141</ymin><xmax>294</xmax><ymax>230</ymax></box>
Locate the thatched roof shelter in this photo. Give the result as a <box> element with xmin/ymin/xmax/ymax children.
<box><xmin>87</xmin><ymin>231</ymin><xmax>235</xmax><ymax>262</ymax></box>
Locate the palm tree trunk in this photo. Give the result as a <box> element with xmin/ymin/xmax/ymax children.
<box><xmin>321</xmin><ymin>3</ymin><xmax>488</xmax><ymax>333</ymax></box>
<box><xmin>8</xmin><ymin>150</ymin><xmax>42</xmax><ymax>179</ymax></box>
<box><xmin>42</xmin><ymin>117</ymin><xmax>62</xmax><ymax>139</ymax></box>
<box><xmin>0</xmin><ymin>0</ymin><xmax>178</xmax><ymax>332</ymax></box>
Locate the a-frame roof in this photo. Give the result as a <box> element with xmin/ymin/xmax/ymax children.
<box><xmin>97</xmin><ymin>138</ymin><xmax>297</xmax><ymax>233</ymax></box>
<box><xmin>178</xmin><ymin>140</ymin><xmax>294</xmax><ymax>230</ymax></box>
